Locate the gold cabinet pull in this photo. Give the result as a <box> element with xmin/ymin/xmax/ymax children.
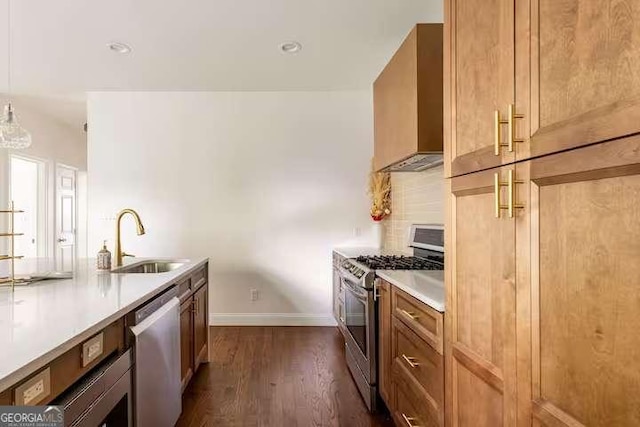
<box><xmin>494</xmin><ymin>172</ymin><xmax>509</xmax><ymax>218</ymax></box>
<box><xmin>401</xmin><ymin>413</ymin><xmax>421</xmax><ymax>427</ymax></box>
<box><xmin>400</xmin><ymin>309</ymin><xmax>419</xmax><ymax>320</ymax></box>
<box><xmin>507</xmin><ymin>104</ymin><xmax>524</xmax><ymax>152</ymax></box>
<box><xmin>494</xmin><ymin>110</ymin><xmax>509</xmax><ymax>155</ymax></box>
<box><xmin>507</xmin><ymin>169</ymin><xmax>525</xmax><ymax>217</ymax></box>
<box><xmin>402</xmin><ymin>354</ymin><xmax>420</xmax><ymax>368</ymax></box>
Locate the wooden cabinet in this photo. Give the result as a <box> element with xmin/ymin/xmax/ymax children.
<box><xmin>0</xmin><ymin>319</ymin><xmax>125</xmax><ymax>406</ymax></box>
<box><xmin>179</xmin><ymin>265</ymin><xmax>210</xmax><ymax>393</ymax></box>
<box><xmin>445</xmin><ymin>0</ymin><xmax>640</xmax><ymax>178</ymax></box>
<box><xmin>518</xmin><ymin>0</ymin><xmax>640</xmax><ymax>163</ymax></box>
<box><xmin>446</xmin><ymin>136</ymin><xmax>640</xmax><ymax>425</ymax></box>
<box><xmin>444</xmin><ymin>0</ymin><xmax>516</xmax><ymax>177</ymax></box>
<box><xmin>378</xmin><ymin>280</ymin><xmax>444</xmax><ymax>426</ymax></box>
<box><xmin>180</xmin><ymin>298</ymin><xmax>194</xmax><ymax>392</ymax></box>
<box><xmin>373</xmin><ymin>24</ymin><xmax>443</xmax><ymax>172</ymax></box>
<box><xmin>514</xmin><ymin>135</ymin><xmax>640</xmax><ymax>426</ymax></box>
<box><xmin>377</xmin><ymin>279</ymin><xmax>392</xmax><ymax>408</ymax></box>
<box><xmin>445</xmin><ymin>166</ymin><xmax>517</xmax><ymax>426</ymax></box>
<box><xmin>446</xmin><ymin>0</ymin><xmax>640</xmax><ymax>424</ymax></box>
<box><xmin>193</xmin><ymin>284</ymin><xmax>208</xmax><ymax>372</ymax></box>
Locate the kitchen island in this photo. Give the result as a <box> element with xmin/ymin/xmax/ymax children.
<box><xmin>0</xmin><ymin>257</ymin><xmax>209</xmax><ymax>413</ymax></box>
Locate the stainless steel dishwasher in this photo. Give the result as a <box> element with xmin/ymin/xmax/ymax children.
<box><xmin>129</xmin><ymin>286</ymin><xmax>181</xmax><ymax>427</ymax></box>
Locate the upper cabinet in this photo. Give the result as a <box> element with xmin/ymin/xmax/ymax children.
<box><xmin>520</xmin><ymin>0</ymin><xmax>640</xmax><ymax>162</ymax></box>
<box><xmin>445</xmin><ymin>0</ymin><xmax>640</xmax><ymax>177</ymax></box>
<box><xmin>373</xmin><ymin>24</ymin><xmax>444</xmax><ymax>172</ymax></box>
<box><xmin>444</xmin><ymin>0</ymin><xmax>516</xmax><ymax>177</ymax></box>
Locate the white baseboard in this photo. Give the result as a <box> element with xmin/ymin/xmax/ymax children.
<box><xmin>209</xmin><ymin>313</ymin><xmax>337</xmax><ymax>327</ymax></box>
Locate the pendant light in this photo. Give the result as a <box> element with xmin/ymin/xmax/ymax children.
<box><xmin>0</xmin><ymin>0</ymin><xmax>31</xmax><ymax>149</ymax></box>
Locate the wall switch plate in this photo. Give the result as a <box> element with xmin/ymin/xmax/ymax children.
<box><xmin>250</xmin><ymin>289</ymin><xmax>259</xmax><ymax>302</ymax></box>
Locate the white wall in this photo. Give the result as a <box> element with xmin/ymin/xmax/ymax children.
<box><xmin>87</xmin><ymin>91</ymin><xmax>376</xmax><ymax>325</ymax></box>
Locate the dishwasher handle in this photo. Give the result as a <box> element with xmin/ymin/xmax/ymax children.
<box><xmin>132</xmin><ymin>286</ymin><xmax>178</xmax><ymax>325</ymax></box>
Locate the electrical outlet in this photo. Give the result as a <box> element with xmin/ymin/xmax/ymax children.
<box><xmin>250</xmin><ymin>289</ymin><xmax>259</xmax><ymax>302</ymax></box>
<box><xmin>354</xmin><ymin>227</ymin><xmax>362</xmax><ymax>237</ymax></box>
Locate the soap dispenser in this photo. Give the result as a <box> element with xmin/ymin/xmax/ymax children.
<box><xmin>97</xmin><ymin>240</ymin><xmax>112</xmax><ymax>271</ymax></box>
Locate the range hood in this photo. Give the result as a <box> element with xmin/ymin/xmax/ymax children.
<box><xmin>373</xmin><ymin>24</ymin><xmax>444</xmax><ymax>173</ymax></box>
<box><xmin>384</xmin><ymin>153</ymin><xmax>444</xmax><ymax>172</ymax></box>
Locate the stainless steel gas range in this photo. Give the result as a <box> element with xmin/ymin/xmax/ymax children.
<box><xmin>333</xmin><ymin>224</ymin><xmax>444</xmax><ymax>411</ymax></box>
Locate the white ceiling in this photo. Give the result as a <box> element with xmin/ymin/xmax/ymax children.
<box><xmin>0</xmin><ymin>0</ymin><xmax>443</xmax><ymax>92</ymax></box>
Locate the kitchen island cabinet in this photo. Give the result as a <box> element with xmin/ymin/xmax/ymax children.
<box><xmin>0</xmin><ymin>258</ymin><xmax>209</xmax><ymax>423</ymax></box>
<box><xmin>177</xmin><ymin>264</ymin><xmax>210</xmax><ymax>392</ymax></box>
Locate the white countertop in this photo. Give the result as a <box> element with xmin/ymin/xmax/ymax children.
<box><xmin>333</xmin><ymin>246</ymin><xmax>404</xmax><ymax>258</ymax></box>
<box><xmin>376</xmin><ymin>270</ymin><xmax>445</xmax><ymax>312</ymax></box>
<box><xmin>0</xmin><ymin>257</ymin><xmax>208</xmax><ymax>392</ymax></box>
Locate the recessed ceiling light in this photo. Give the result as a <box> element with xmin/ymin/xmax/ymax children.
<box><xmin>107</xmin><ymin>42</ymin><xmax>132</xmax><ymax>54</ymax></box>
<box><xmin>279</xmin><ymin>41</ymin><xmax>302</xmax><ymax>54</ymax></box>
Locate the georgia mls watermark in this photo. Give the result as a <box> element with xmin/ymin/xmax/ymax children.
<box><xmin>0</xmin><ymin>406</ymin><xmax>63</xmax><ymax>427</ymax></box>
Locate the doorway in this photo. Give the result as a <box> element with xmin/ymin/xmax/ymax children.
<box><xmin>10</xmin><ymin>155</ymin><xmax>46</xmax><ymax>258</ymax></box>
<box><xmin>55</xmin><ymin>164</ymin><xmax>77</xmax><ymax>271</ymax></box>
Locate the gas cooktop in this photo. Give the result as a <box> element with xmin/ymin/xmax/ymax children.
<box><xmin>354</xmin><ymin>255</ymin><xmax>443</xmax><ymax>271</ymax></box>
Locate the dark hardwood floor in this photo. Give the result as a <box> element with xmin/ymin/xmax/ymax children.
<box><xmin>176</xmin><ymin>326</ymin><xmax>395</xmax><ymax>427</ymax></box>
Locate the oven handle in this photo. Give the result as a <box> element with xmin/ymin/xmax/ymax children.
<box><xmin>337</xmin><ymin>267</ymin><xmax>362</xmax><ymax>285</ymax></box>
<box><xmin>342</xmin><ymin>279</ymin><xmax>368</xmax><ymax>302</ymax></box>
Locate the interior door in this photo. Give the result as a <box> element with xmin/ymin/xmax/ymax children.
<box><xmin>55</xmin><ymin>165</ymin><xmax>76</xmax><ymax>271</ymax></box>
<box><xmin>445</xmin><ymin>0</ymin><xmax>516</xmax><ymax>177</ymax></box>
<box><xmin>516</xmin><ymin>135</ymin><xmax>640</xmax><ymax>426</ymax></box>
<box><xmin>446</xmin><ymin>166</ymin><xmax>517</xmax><ymax>426</ymax></box>
<box><xmin>519</xmin><ymin>0</ymin><xmax>640</xmax><ymax>161</ymax></box>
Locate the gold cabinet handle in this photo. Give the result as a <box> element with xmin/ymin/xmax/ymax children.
<box><xmin>494</xmin><ymin>172</ymin><xmax>509</xmax><ymax>218</ymax></box>
<box><xmin>494</xmin><ymin>110</ymin><xmax>509</xmax><ymax>155</ymax></box>
<box><xmin>402</xmin><ymin>354</ymin><xmax>420</xmax><ymax>368</ymax></box>
<box><xmin>507</xmin><ymin>169</ymin><xmax>525</xmax><ymax>217</ymax></box>
<box><xmin>192</xmin><ymin>297</ymin><xmax>199</xmax><ymax>315</ymax></box>
<box><xmin>507</xmin><ymin>104</ymin><xmax>524</xmax><ymax>152</ymax></box>
<box><xmin>401</xmin><ymin>413</ymin><xmax>421</xmax><ymax>427</ymax></box>
<box><xmin>400</xmin><ymin>309</ymin><xmax>419</xmax><ymax>320</ymax></box>
<box><xmin>495</xmin><ymin>105</ymin><xmax>524</xmax><ymax>155</ymax></box>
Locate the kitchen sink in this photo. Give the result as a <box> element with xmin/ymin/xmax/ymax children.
<box><xmin>113</xmin><ymin>260</ymin><xmax>187</xmax><ymax>274</ymax></box>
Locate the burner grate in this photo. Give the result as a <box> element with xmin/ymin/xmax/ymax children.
<box><xmin>355</xmin><ymin>255</ymin><xmax>443</xmax><ymax>271</ymax></box>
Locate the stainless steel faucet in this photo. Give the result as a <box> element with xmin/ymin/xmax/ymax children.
<box><xmin>114</xmin><ymin>209</ymin><xmax>146</xmax><ymax>267</ymax></box>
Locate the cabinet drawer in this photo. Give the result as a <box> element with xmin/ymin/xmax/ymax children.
<box><xmin>392</xmin><ymin>317</ymin><xmax>444</xmax><ymax>411</ymax></box>
<box><xmin>392</xmin><ymin>287</ymin><xmax>443</xmax><ymax>354</ymax></box>
<box><xmin>10</xmin><ymin>318</ymin><xmax>124</xmax><ymax>405</ymax></box>
<box><xmin>393</xmin><ymin>360</ymin><xmax>440</xmax><ymax>427</ymax></box>
<box><xmin>191</xmin><ymin>266</ymin><xmax>207</xmax><ymax>291</ymax></box>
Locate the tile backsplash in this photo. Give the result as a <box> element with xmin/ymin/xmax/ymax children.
<box><xmin>382</xmin><ymin>165</ymin><xmax>445</xmax><ymax>254</ymax></box>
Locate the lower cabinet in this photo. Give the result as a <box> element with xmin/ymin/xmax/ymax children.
<box><xmin>193</xmin><ymin>284</ymin><xmax>208</xmax><ymax>372</ymax></box>
<box><xmin>378</xmin><ymin>279</ymin><xmax>444</xmax><ymax>426</ymax></box>
<box><xmin>179</xmin><ymin>265</ymin><xmax>210</xmax><ymax>393</ymax></box>
<box><xmin>446</xmin><ymin>135</ymin><xmax>640</xmax><ymax>425</ymax></box>
<box><xmin>180</xmin><ymin>298</ymin><xmax>194</xmax><ymax>391</ymax></box>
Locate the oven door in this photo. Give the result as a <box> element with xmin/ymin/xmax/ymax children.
<box><xmin>341</xmin><ymin>275</ymin><xmax>376</xmax><ymax>384</ymax></box>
